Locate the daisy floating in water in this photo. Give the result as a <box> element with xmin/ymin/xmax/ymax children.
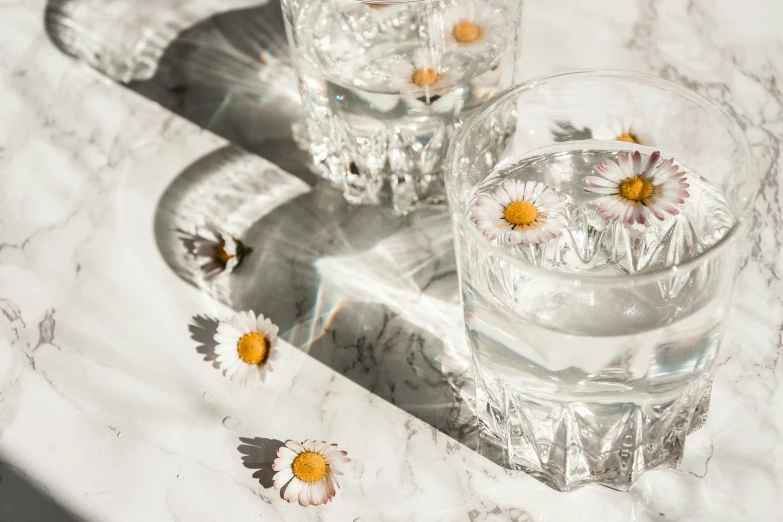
<box><xmin>592</xmin><ymin>116</ymin><xmax>655</xmax><ymax>146</ymax></box>
<box><xmin>472</xmin><ymin>179</ymin><xmax>569</xmax><ymax>247</ymax></box>
<box><xmin>443</xmin><ymin>1</ymin><xmax>503</xmax><ymax>48</ymax></box>
<box><xmin>391</xmin><ymin>48</ymin><xmax>450</xmax><ymax>104</ymax></box>
<box><xmin>192</xmin><ymin>224</ymin><xmax>251</xmax><ymax>278</ymax></box>
<box><xmin>273</xmin><ymin>440</ymin><xmax>351</xmax><ymax>506</ymax></box>
<box><xmin>584</xmin><ymin>150</ymin><xmax>690</xmax><ymax>227</ymax></box>
<box><xmin>214</xmin><ymin>310</ymin><xmax>280</xmax><ymax>386</ymax></box>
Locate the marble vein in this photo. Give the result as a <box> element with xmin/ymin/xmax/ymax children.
<box><xmin>0</xmin><ymin>0</ymin><xmax>781</xmax><ymax>520</ymax></box>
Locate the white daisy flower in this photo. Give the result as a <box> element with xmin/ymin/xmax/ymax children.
<box><xmin>471</xmin><ymin>179</ymin><xmax>569</xmax><ymax>248</ymax></box>
<box><xmin>592</xmin><ymin>115</ymin><xmax>655</xmax><ymax>146</ymax></box>
<box><xmin>272</xmin><ymin>440</ymin><xmax>351</xmax><ymax>506</ymax></box>
<box><xmin>192</xmin><ymin>224</ymin><xmax>250</xmax><ymax>278</ymax></box>
<box><xmin>443</xmin><ymin>1</ymin><xmax>504</xmax><ymax>48</ymax></box>
<box><xmin>214</xmin><ymin>310</ymin><xmax>280</xmax><ymax>386</ymax></box>
<box><xmin>584</xmin><ymin>150</ymin><xmax>690</xmax><ymax>227</ymax></box>
<box><xmin>390</xmin><ymin>48</ymin><xmax>451</xmax><ymax>103</ymax></box>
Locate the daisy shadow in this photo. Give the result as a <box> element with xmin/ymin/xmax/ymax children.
<box><xmin>237</xmin><ymin>437</ymin><xmax>286</xmax><ymax>489</ymax></box>
<box><xmin>175</xmin><ymin>227</ymin><xmax>199</xmax><ymax>256</ymax></box>
<box><xmin>188</xmin><ymin>314</ymin><xmax>221</xmax><ymax>368</ymax></box>
<box><xmin>551</xmin><ymin>120</ymin><xmax>592</xmax><ymax>142</ymax></box>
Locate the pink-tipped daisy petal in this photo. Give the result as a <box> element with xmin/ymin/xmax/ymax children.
<box><xmin>584</xmin><ymin>151</ymin><xmax>690</xmax><ymax>227</ymax></box>
<box><xmin>271</xmin><ymin>440</ymin><xmax>350</xmax><ymax>507</ymax></box>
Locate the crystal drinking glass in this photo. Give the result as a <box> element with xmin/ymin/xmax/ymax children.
<box><xmin>446</xmin><ymin>70</ymin><xmax>759</xmax><ymax>491</ymax></box>
<box><xmin>280</xmin><ymin>0</ymin><xmax>523</xmax><ymax>214</ymax></box>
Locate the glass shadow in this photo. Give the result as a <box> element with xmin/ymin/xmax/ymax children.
<box><xmin>46</xmin><ymin>0</ymin><xmax>506</xmax><ymax>463</ymax></box>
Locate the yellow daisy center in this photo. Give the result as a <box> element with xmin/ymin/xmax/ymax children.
<box><xmin>616</xmin><ymin>132</ymin><xmax>639</xmax><ymax>144</ymax></box>
<box><xmin>292</xmin><ymin>452</ymin><xmax>329</xmax><ymax>483</ymax></box>
<box><xmin>236</xmin><ymin>332</ymin><xmax>269</xmax><ymax>365</ymax></box>
<box><xmin>413</xmin><ymin>68</ymin><xmax>438</xmax><ymax>87</ymax></box>
<box><xmin>453</xmin><ymin>21</ymin><xmax>481</xmax><ymax>43</ymax></box>
<box><xmin>504</xmin><ymin>200</ymin><xmax>538</xmax><ymax>226</ymax></box>
<box><xmin>619</xmin><ymin>176</ymin><xmax>653</xmax><ymax>201</ymax></box>
<box><xmin>216</xmin><ymin>240</ymin><xmax>233</xmax><ymax>264</ymax></box>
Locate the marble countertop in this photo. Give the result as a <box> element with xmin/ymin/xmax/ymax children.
<box><xmin>1</xmin><ymin>0</ymin><xmax>782</xmax><ymax>520</ymax></box>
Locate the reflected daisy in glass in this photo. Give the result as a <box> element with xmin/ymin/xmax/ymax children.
<box><xmin>273</xmin><ymin>440</ymin><xmax>350</xmax><ymax>506</ymax></box>
<box><xmin>192</xmin><ymin>224</ymin><xmax>251</xmax><ymax>278</ymax></box>
<box><xmin>214</xmin><ymin>310</ymin><xmax>280</xmax><ymax>386</ymax></box>
<box><xmin>584</xmin><ymin>150</ymin><xmax>690</xmax><ymax>227</ymax></box>
<box><xmin>592</xmin><ymin>116</ymin><xmax>655</xmax><ymax>146</ymax></box>
<box><xmin>391</xmin><ymin>48</ymin><xmax>450</xmax><ymax>104</ymax></box>
<box><xmin>443</xmin><ymin>2</ymin><xmax>503</xmax><ymax>48</ymax></box>
<box><xmin>472</xmin><ymin>179</ymin><xmax>569</xmax><ymax>247</ymax></box>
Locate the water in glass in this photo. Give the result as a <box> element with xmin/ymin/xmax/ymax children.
<box><xmin>460</xmin><ymin>143</ymin><xmax>735</xmax><ymax>490</ymax></box>
<box><xmin>286</xmin><ymin>0</ymin><xmax>517</xmax><ymax>213</ymax></box>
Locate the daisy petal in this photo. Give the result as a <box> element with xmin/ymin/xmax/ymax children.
<box><xmin>584</xmin><ymin>186</ymin><xmax>617</xmax><ymax>195</ymax></box>
<box><xmin>309</xmin><ymin>480</ymin><xmax>329</xmax><ymax>506</ymax></box>
<box><xmin>277</xmin><ymin>447</ymin><xmax>297</xmax><ymax>460</ymax></box>
<box><xmin>631</xmin><ymin>150</ymin><xmax>643</xmax><ymax>175</ymax></box>
<box><xmin>616</xmin><ymin>153</ymin><xmax>632</xmax><ymax>176</ymax></box>
<box><xmin>286</xmin><ymin>440</ymin><xmax>306</xmax><ymax>453</ymax></box>
<box><xmin>273</xmin><ymin>469</ymin><xmax>293</xmax><ymax>488</ymax></box>
<box><xmin>225</xmin><ymin>257</ymin><xmax>239</xmax><ymax>273</ymax></box>
<box><xmin>584</xmin><ymin>175</ymin><xmax>617</xmax><ymax>188</ymax></box>
<box><xmin>284</xmin><ymin>478</ymin><xmax>305</xmax><ymax>503</ymax></box>
<box><xmin>644</xmin><ymin>150</ymin><xmax>661</xmax><ymax>173</ymax></box>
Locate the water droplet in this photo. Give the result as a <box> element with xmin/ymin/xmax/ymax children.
<box><xmin>222</xmin><ymin>416</ymin><xmax>241</xmax><ymax>431</ymax></box>
<box><xmin>202</xmin><ymin>391</ymin><xmax>214</xmax><ymax>403</ymax></box>
<box><xmin>176</xmin><ymin>474</ymin><xmax>184</xmax><ymax>480</ymax></box>
<box><xmin>116</xmin><ymin>432</ymin><xmax>125</xmax><ymax>439</ymax></box>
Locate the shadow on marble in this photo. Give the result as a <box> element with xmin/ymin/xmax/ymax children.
<box><xmin>188</xmin><ymin>314</ymin><xmax>221</xmax><ymax>369</ymax></box>
<box><xmin>44</xmin><ymin>0</ymin><xmax>507</xmax><ymax>469</ymax></box>
<box><xmin>237</xmin><ymin>437</ymin><xmax>285</xmax><ymax>490</ymax></box>
<box><xmin>152</xmin><ymin>145</ymin><xmax>500</xmax><ymax>461</ymax></box>
<box><xmin>45</xmin><ymin>0</ymin><xmax>313</xmax><ymax>182</ymax></box>
<box><xmin>0</xmin><ymin>461</ymin><xmax>87</xmax><ymax>522</ymax></box>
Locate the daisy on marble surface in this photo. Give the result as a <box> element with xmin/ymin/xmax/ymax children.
<box><xmin>192</xmin><ymin>223</ymin><xmax>251</xmax><ymax>278</ymax></box>
<box><xmin>272</xmin><ymin>440</ymin><xmax>350</xmax><ymax>506</ymax></box>
<box><xmin>214</xmin><ymin>310</ymin><xmax>280</xmax><ymax>386</ymax></box>
<box><xmin>472</xmin><ymin>179</ymin><xmax>569</xmax><ymax>248</ymax></box>
<box><xmin>584</xmin><ymin>150</ymin><xmax>690</xmax><ymax>227</ymax></box>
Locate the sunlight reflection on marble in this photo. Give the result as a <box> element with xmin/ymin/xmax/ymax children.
<box><xmin>153</xmin><ymin>145</ymin><xmax>508</xmax><ymax>461</ymax></box>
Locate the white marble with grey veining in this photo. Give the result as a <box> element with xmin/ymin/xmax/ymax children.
<box><xmin>0</xmin><ymin>0</ymin><xmax>782</xmax><ymax>520</ymax></box>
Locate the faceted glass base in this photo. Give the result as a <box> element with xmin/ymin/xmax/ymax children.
<box><xmin>475</xmin><ymin>362</ymin><xmax>714</xmax><ymax>492</ymax></box>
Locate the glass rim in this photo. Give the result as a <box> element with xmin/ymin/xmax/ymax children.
<box><xmin>447</xmin><ymin>69</ymin><xmax>757</xmax><ymax>285</ymax></box>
